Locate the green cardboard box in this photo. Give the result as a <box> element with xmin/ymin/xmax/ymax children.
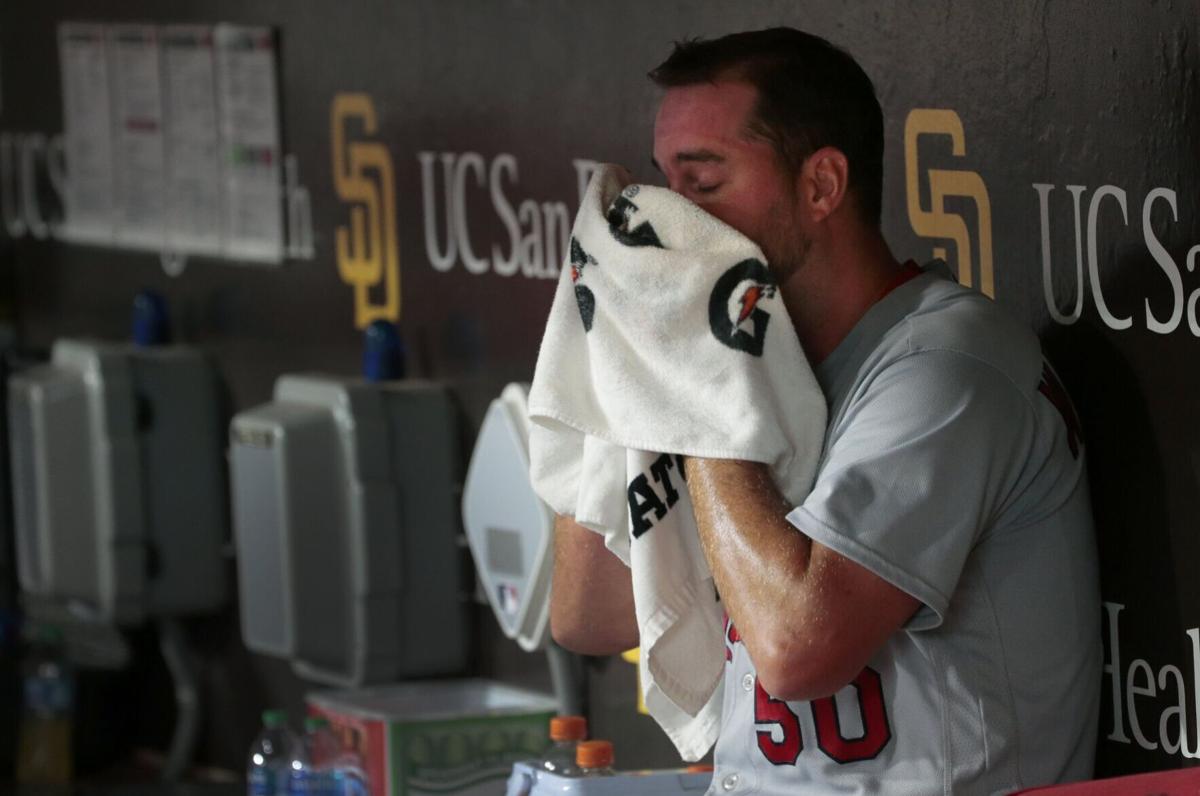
<box><xmin>308</xmin><ymin>679</ymin><xmax>558</xmax><ymax>795</ymax></box>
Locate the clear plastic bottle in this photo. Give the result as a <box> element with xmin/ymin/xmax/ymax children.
<box><xmin>575</xmin><ymin>740</ymin><xmax>615</xmax><ymax>777</ymax></box>
<box><xmin>290</xmin><ymin>716</ymin><xmax>351</xmax><ymax>796</ymax></box>
<box><xmin>294</xmin><ymin>716</ymin><xmax>341</xmax><ymax>795</ymax></box>
<box><xmin>329</xmin><ymin>726</ymin><xmax>369</xmax><ymax>796</ymax></box>
<box><xmin>247</xmin><ymin>709</ymin><xmax>297</xmax><ymax>795</ymax></box>
<box><xmin>305</xmin><ymin>717</ymin><xmax>341</xmax><ymax>769</ymax></box>
<box><xmin>504</xmin><ymin>764</ymin><xmax>536</xmax><ymax>796</ymax></box>
<box><xmin>540</xmin><ymin>715</ymin><xmax>587</xmax><ymax>776</ymax></box>
<box><xmin>16</xmin><ymin>625</ymin><xmax>74</xmax><ymax>785</ymax></box>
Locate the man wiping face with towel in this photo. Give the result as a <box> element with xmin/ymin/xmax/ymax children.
<box><xmin>546</xmin><ymin>27</ymin><xmax>1102</xmax><ymax>795</ymax></box>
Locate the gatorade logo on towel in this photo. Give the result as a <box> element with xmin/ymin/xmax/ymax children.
<box><xmin>606</xmin><ymin>186</ymin><xmax>664</xmax><ymax>248</ymax></box>
<box><xmin>708</xmin><ymin>259</ymin><xmax>777</xmax><ymax>357</ymax></box>
<box><xmin>568</xmin><ymin>236</ymin><xmax>598</xmax><ymax>332</ymax></box>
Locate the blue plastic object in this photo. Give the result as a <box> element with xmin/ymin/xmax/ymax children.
<box><xmin>132</xmin><ymin>291</ymin><xmax>171</xmax><ymax>346</ymax></box>
<box><xmin>362</xmin><ymin>320</ymin><xmax>405</xmax><ymax>382</ymax></box>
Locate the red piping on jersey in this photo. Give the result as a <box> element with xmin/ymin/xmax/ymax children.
<box><xmin>880</xmin><ymin>260</ymin><xmax>923</xmax><ymax>298</ymax></box>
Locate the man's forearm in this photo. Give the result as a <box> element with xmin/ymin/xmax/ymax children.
<box><xmin>685</xmin><ymin>458</ymin><xmax>820</xmax><ymax>683</ymax></box>
<box><xmin>686</xmin><ymin>457</ymin><xmax>921</xmax><ymax>701</ymax></box>
<box><xmin>549</xmin><ymin>514</ymin><xmax>640</xmax><ymax>655</ymax></box>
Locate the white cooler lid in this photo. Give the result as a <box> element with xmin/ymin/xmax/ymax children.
<box><xmin>462</xmin><ymin>384</ymin><xmax>555</xmax><ymax>652</ymax></box>
<box><xmin>307</xmin><ymin>678</ymin><xmax>558</xmax><ymax>722</ymax></box>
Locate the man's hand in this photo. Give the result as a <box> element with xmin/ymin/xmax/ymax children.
<box><xmin>549</xmin><ymin>514</ymin><xmax>639</xmax><ymax>655</ymax></box>
<box><xmin>687</xmin><ymin>457</ymin><xmax>919</xmax><ymax>701</ymax></box>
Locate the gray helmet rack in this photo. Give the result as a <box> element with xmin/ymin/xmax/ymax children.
<box><xmin>230</xmin><ymin>374</ymin><xmax>468</xmax><ymax>687</ymax></box>
<box><xmin>9</xmin><ymin>339</ymin><xmax>228</xmax><ymax>624</ymax></box>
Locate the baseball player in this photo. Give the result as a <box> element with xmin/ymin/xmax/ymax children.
<box><xmin>551</xmin><ymin>27</ymin><xmax>1101</xmax><ymax>795</ymax></box>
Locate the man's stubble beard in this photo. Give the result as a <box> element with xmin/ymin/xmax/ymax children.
<box><xmin>758</xmin><ymin>195</ymin><xmax>812</xmax><ymax>289</ymax></box>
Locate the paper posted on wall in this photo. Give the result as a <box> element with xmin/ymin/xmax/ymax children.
<box><xmin>108</xmin><ymin>24</ymin><xmax>166</xmax><ymax>251</ymax></box>
<box><xmin>162</xmin><ymin>25</ymin><xmax>222</xmax><ymax>257</ymax></box>
<box><xmin>58</xmin><ymin>22</ymin><xmax>115</xmax><ymax>246</ymax></box>
<box><xmin>214</xmin><ymin>23</ymin><xmax>284</xmax><ymax>264</ymax></box>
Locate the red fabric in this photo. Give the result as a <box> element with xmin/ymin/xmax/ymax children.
<box><xmin>1011</xmin><ymin>767</ymin><xmax>1200</xmax><ymax>795</ymax></box>
<box><xmin>881</xmin><ymin>260</ymin><xmax>924</xmax><ymax>296</ymax></box>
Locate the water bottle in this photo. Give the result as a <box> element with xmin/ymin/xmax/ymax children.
<box><xmin>575</xmin><ymin>740</ymin><xmax>615</xmax><ymax>777</ymax></box>
<box><xmin>16</xmin><ymin>624</ymin><xmax>74</xmax><ymax>785</ymax></box>
<box><xmin>504</xmin><ymin>763</ymin><xmax>537</xmax><ymax>796</ymax></box>
<box><xmin>247</xmin><ymin>709</ymin><xmax>297</xmax><ymax>795</ymax></box>
<box><xmin>330</xmin><ymin>733</ymin><xmax>369</xmax><ymax>796</ymax></box>
<box><xmin>294</xmin><ymin>716</ymin><xmax>342</xmax><ymax>794</ymax></box>
<box><xmin>540</xmin><ymin>715</ymin><xmax>587</xmax><ymax>776</ymax></box>
<box><xmin>288</xmin><ymin>716</ymin><xmax>348</xmax><ymax>795</ymax></box>
<box><xmin>506</xmin><ymin>714</ymin><xmax>587</xmax><ymax>795</ymax></box>
<box><xmin>304</xmin><ymin>716</ymin><xmax>340</xmax><ymax>770</ymax></box>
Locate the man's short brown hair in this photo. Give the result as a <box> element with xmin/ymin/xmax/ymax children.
<box><xmin>650</xmin><ymin>27</ymin><xmax>885</xmax><ymax>228</ymax></box>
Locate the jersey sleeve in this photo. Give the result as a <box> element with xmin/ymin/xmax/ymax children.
<box><xmin>787</xmin><ymin>348</ymin><xmax>1034</xmax><ymax>629</ymax></box>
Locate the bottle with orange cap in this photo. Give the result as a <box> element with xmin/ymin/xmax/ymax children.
<box><xmin>575</xmin><ymin>739</ymin><xmax>615</xmax><ymax>777</ymax></box>
<box><xmin>541</xmin><ymin>715</ymin><xmax>588</xmax><ymax>776</ymax></box>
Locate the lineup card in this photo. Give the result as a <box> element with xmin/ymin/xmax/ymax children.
<box><xmin>162</xmin><ymin>25</ymin><xmax>222</xmax><ymax>256</ymax></box>
<box><xmin>108</xmin><ymin>24</ymin><xmax>166</xmax><ymax>250</ymax></box>
<box><xmin>214</xmin><ymin>23</ymin><xmax>283</xmax><ymax>264</ymax></box>
<box><xmin>58</xmin><ymin>22</ymin><xmax>115</xmax><ymax>245</ymax></box>
<box><xmin>54</xmin><ymin>21</ymin><xmax>285</xmax><ymax>265</ymax></box>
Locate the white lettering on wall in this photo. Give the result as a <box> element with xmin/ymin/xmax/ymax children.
<box><xmin>419</xmin><ymin>151</ymin><xmax>457</xmax><ymax>272</ymax></box>
<box><xmin>419</xmin><ymin>151</ymin><xmax>600</xmax><ymax>280</ymax></box>
<box><xmin>1103</xmin><ymin>601</ymin><xmax>1200</xmax><ymax>759</ymax></box>
<box><xmin>1036</xmin><ymin>183</ymin><xmax>1200</xmax><ymax>335</ymax></box>
<box><xmin>0</xmin><ymin>131</ymin><xmax>64</xmax><ymax>240</ymax></box>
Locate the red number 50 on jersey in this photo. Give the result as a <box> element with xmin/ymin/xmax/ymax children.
<box><xmin>755</xmin><ymin>667</ymin><xmax>892</xmax><ymax>765</ymax></box>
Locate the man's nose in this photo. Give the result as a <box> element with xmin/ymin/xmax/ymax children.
<box><xmin>655</xmin><ymin>168</ymin><xmax>684</xmax><ymax>195</ymax></box>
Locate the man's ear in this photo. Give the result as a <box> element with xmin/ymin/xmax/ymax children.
<box><xmin>797</xmin><ymin>146</ymin><xmax>849</xmax><ymax>223</ymax></box>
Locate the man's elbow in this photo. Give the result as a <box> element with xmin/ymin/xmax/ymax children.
<box><xmin>550</xmin><ymin>608</ymin><xmax>638</xmax><ymax>657</ymax></box>
<box><xmin>753</xmin><ymin>642</ymin><xmax>862</xmax><ymax>703</ymax></box>
<box><xmin>549</xmin><ymin>612</ymin><xmax>594</xmax><ymax>654</ymax></box>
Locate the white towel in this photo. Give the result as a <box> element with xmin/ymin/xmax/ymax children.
<box><xmin>527</xmin><ymin>164</ymin><xmax>826</xmax><ymax>761</ymax></box>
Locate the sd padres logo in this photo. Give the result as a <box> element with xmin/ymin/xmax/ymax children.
<box><xmin>708</xmin><ymin>260</ymin><xmax>777</xmax><ymax>357</ymax></box>
<box><xmin>904</xmin><ymin>109</ymin><xmax>995</xmax><ymax>298</ymax></box>
<box><xmin>331</xmin><ymin>92</ymin><xmax>401</xmax><ymax>328</ymax></box>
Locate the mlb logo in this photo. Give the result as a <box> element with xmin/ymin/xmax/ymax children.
<box><xmin>497</xmin><ymin>584</ymin><xmax>520</xmax><ymax>616</ymax></box>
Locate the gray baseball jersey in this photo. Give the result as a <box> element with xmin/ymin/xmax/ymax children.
<box><xmin>708</xmin><ymin>262</ymin><xmax>1102</xmax><ymax>795</ymax></box>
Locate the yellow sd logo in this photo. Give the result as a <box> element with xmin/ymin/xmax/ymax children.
<box><xmin>331</xmin><ymin>93</ymin><xmax>401</xmax><ymax>327</ymax></box>
<box><xmin>904</xmin><ymin>109</ymin><xmax>994</xmax><ymax>298</ymax></box>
